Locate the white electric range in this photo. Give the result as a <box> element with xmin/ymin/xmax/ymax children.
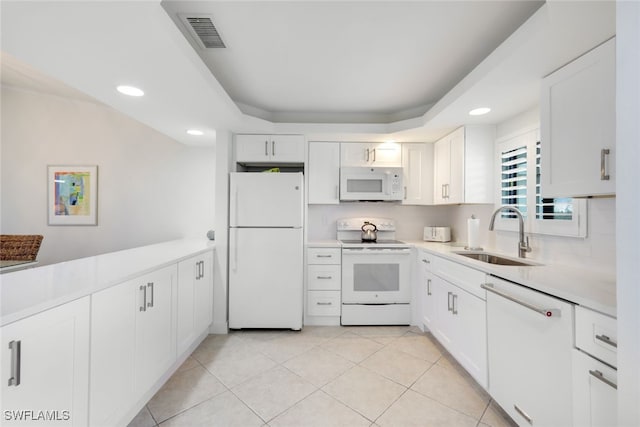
<box><xmin>337</xmin><ymin>218</ymin><xmax>412</xmax><ymax>325</ymax></box>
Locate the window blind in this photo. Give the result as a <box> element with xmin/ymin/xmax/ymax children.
<box><xmin>536</xmin><ymin>141</ymin><xmax>573</xmax><ymax>220</ymax></box>
<box><xmin>500</xmin><ymin>145</ymin><xmax>528</xmax><ymax>219</ymax></box>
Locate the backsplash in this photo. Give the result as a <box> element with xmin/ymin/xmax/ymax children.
<box><xmin>307</xmin><ymin>204</ymin><xmax>454</xmax><ymax>242</ymax></box>
<box><xmin>308</xmin><ymin>198</ymin><xmax>616</xmax><ymax>275</ymax></box>
<box><xmin>448</xmin><ymin>199</ymin><xmax>616</xmax><ymax>275</ymax></box>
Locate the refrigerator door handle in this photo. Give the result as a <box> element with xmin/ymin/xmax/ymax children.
<box><xmin>232</xmin><ymin>228</ymin><xmax>238</xmax><ymax>272</ymax></box>
<box><xmin>234</xmin><ymin>187</ymin><xmax>239</xmax><ymax>227</ymax></box>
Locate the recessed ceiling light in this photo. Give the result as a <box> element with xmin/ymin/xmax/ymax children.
<box><xmin>469</xmin><ymin>107</ymin><xmax>491</xmax><ymax>116</ymax></box>
<box><xmin>116</xmin><ymin>85</ymin><xmax>144</xmax><ymax>97</ymax></box>
<box><xmin>187</xmin><ymin>129</ymin><xmax>204</xmax><ymax>136</ymax></box>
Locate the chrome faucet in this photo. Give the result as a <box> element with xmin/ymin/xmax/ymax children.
<box><xmin>488</xmin><ymin>206</ymin><xmax>532</xmax><ymax>258</ymax></box>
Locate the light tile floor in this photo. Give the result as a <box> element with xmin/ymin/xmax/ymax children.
<box><xmin>128</xmin><ymin>326</ymin><xmax>517</xmax><ymax>427</ymax></box>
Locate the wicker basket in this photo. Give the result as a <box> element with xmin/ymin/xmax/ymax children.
<box><xmin>0</xmin><ymin>235</ymin><xmax>44</xmax><ymax>261</ymax></box>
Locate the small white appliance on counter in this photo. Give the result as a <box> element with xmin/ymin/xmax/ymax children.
<box><xmin>228</xmin><ymin>172</ymin><xmax>303</xmax><ymax>330</ymax></box>
<box><xmin>340</xmin><ymin>166</ymin><xmax>403</xmax><ymax>201</ymax></box>
<box><xmin>338</xmin><ymin>218</ymin><xmax>411</xmax><ymax>325</ymax></box>
<box><xmin>423</xmin><ymin>226</ymin><xmax>451</xmax><ymax>242</ymax></box>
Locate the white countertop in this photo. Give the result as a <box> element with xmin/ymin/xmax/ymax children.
<box><xmin>0</xmin><ymin>239</ymin><xmax>215</xmax><ymax>327</ymax></box>
<box><xmin>409</xmin><ymin>240</ymin><xmax>616</xmax><ymax>317</ymax></box>
<box><xmin>307</xmin><ymin>240</ymin><xmax>342</xmax><ymax>247</ymax></box>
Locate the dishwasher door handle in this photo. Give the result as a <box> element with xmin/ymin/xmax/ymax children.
<box><xmin>481</xmin><ymin>283</ymin><xmax>561</xmax><ymax>318</ymax></box>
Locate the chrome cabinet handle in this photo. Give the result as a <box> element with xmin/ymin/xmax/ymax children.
<box><xmin>8</xmin><ymin>340</ymin><xmax>21</xmax><ymax>387</ymax></box>
<box><xmin>600</xmin><ymin>148</ymin><xmax>610</xmax><ymax>180</ymax></box>
<box><xmin>404</xmin><ymin>186</ymin><xmax>407</xmax><ymax>200</ymax></box>
<box><xmin>265</xmin><ymin>140</ymin><xmax>269</xmax><ymax>156</ymax></box>
<box><xmin>372</xmin><ymin>148</ymin><xmax>376</xmax><ymax>162</ymax></box>
<box><xmin>366</xmin><ymin>148</ymin><xmax>370</xmax><ymax>162</ymax></box>
<box><xmin>589</xmin><ymin>369</ymin><xmax>617</xmax><ymax>389</ymax></box>
<box><xmin>317</xmin><ymin>276</ymin><xmax>333</xmax><ymax>279</ymax></box>
<box><xmin>445</xmin><ymin>184</ymin><xmax>450</xmax><ymax>199</ymax></box>
<box><xmin>482</xmin><ymin>283</ymin><xmax>561</xmax><ymax>318</ymax></box>
<box><xmin>272</xmin><ymin>140</ymin><xmax>276</xmax><ymax>156</ymax></box>
<box><xmin>140</xmin><ymin>285</ymin><xmax>147</xmax><ymax>312</ymax></box>
<box><xmin>514</xmin><ymin>404</ymin><xmax>533</xmax><ymax>425</ymax></box>
<box><xmin>447</xmin><ymin>292</ymin><xmax>453</xmax><ymax>312</ymax></box>
<box><xmin>196</xmin><ymin>260</ymin><xmax>204</xmax><ymax>280</ymax></box>
<box><xmin>316</xmin><ymin>255</ymin><xmax>332</xmax><ymax>258</ymax></box>
<box><xmin>147</xmin><ymin>282</ymin><xmax>154</xmax><ymax>308</ymax></box>
<box><xmin>452</xmin><ymin>294</ymin><xmax>458</xmax><ymax>315</ymax></box>
<box><xmin>441</xmin><ymin>184</ymin><xmax>445</xmax><ymax>199</ymax></box>
<box><xmin>317</xmin><ymin>302</ymin><xmax>333</xmax><ymax>306</ymax></box>
<box><xmin>595</xmin><ymin>334</ymin><xmax>617</xmax><ymax>349</ymax></box>
<box><xmin>427</xmin><ymin>278</ymin><xmax>432</xmax><ymax>296</ymax></box>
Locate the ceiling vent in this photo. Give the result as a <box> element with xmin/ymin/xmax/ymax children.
<box><xmin>180</xmin><ymin>14</ymin><xmax>226</xmax><ymax>49</ymax></box>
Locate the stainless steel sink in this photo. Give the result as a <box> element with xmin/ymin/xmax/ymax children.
<box><xmin>453</xmin><ymin>251</ymin><xmax>541</xmax><ymax>266</ymax></box>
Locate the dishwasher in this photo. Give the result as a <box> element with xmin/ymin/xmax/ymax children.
<box><xmin>482</xmin><ymin>275</ymin><xmax>574</xmax><ymax>427</ymax></box>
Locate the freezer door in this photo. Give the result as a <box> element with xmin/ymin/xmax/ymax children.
<box><xmin>230</xmin><ymin>172</ymin><xmax>303</xmax><ymax>227</ymax></box>
<box><xmin>229</xmin><ymin>228</ymin><xmax>303</xmax><ymax>329</ymax></box>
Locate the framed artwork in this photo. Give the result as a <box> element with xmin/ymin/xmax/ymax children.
<box><xmin>48</xmin><ymin>165</ymin><xmax>98</xmax><ymax>225</ymax></box>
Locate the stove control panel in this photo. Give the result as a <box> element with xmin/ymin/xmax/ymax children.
<box><xmin>337</xmin><ymin>218</ymin><xmax>396</xmax><ymax>231</ymax></box>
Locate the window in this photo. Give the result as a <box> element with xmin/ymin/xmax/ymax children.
<box><xmin>495</xmin><ymin>129</ymin><xmax>586</xmax><ymax>237</ymax></box>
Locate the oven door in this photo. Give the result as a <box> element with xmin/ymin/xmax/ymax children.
<box><xmin>341</xmin><ymin>247</ymin><xmax>411</xmax><ymax>304</ymax></box>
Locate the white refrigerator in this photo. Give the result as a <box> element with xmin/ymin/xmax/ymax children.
<box><xmin>228</xmin><ymin>172</ymin><xmax>304</xmax><ymax>329</ymax></box>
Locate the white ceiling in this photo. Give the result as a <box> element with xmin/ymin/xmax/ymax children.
<box><xmin>161</xmin><ymin>0</ymin><xmax>544</xmax><ymax>123</ymax></box>
<box><xmin>0</xmin><ymin>1</ymin><xmax>616</xmax><ymax>146</ymax></box>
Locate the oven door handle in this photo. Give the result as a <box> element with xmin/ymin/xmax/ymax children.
<box><xmin>342</xmin><ymin>248</ymin><xmax>411</xmax><ymax>254</ymax></box>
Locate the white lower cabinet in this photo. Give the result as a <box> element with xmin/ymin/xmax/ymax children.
<box><xmin>306</xmin><ymin>247</ymin><xmax>341</xmax><ymax>322</ymax></box>
<box><xmin>90</xmin><ymin>265</ymin><xmax>177</xmax><ymax>427</ymax></box>
<box><xmin>177</xmin><ymin>252</ymin><xmax>214</xmax><ymax>355</ymax></box>
<box><xmin>1</xmin><ymin>297</ymin><xmax>90</xmax><ymax>427</ymax></box>
<box><xmin>572</xmin><ymin>349</ymin><xmax>617</xmax><ymax>427</ymax></box>
<box><xmin>422</xmin><ymin>253</ymin><xmax>487</xmax><ymax>388</ymax></box>
<box><xmin>430</xmin><ymin>275</ymin><xmax>487</xmax><ymax>388</ymax></box>
<box><xmin>572</xmin><ymin>306</ymin><xmax>617</xmax><ymax>427</ymax></box>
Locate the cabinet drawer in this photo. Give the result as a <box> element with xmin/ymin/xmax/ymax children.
<box><xmin>307</xmin><ymin>291</ymin><xmax>341</xmax><ymax>316</ymax></box>
<box><xmin>308</xmin><ymin>247</ymin><xmax>341</xmax><ymax>264</ymax></box>
<box><xmin>432</xmin><ymin>256</ymin><xmax>486</xmax><ymax>300</ymax></box>
<box><xmin>575</xmin><ymin>306</ymin><xmax>617</xmax><ymax>368</ymax></box>
<box><xmin>308</xmin><ymin>265</ymin><xmax>341</xmax><ymax>290</ymax></box>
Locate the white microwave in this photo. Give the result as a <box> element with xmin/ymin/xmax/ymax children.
<box><xmin>340</xmin><ymin>166</ymin><xmax>404</xmax><ymax>201</ymax></box>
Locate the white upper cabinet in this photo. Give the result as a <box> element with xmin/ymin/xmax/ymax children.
<box><xmin>235</xmin><ymin>134</ymin><xmax>305</xmax><ymax>164</ymax></box>
<box><xmin>340</xmin><ymin>142</ymin><xmax>402</xmax><ymax>167</ymax></box>
<box><xmin>541</xmin><ymin>38</ymin><xmax>616</xmax><ymax>197</ymax></box>
<box><xmin>308</xmin><ymin>142</ymin><xmax>340</xmax><ymax>204</ymax></box>
<box><xmin>433</xmin><ymin>126</ymin><xmax>494</xmax><ymax>205</ymax></box>
<box><xmin>402</xmin><ymin>143</ymin><xmax>434</xmax><ymax>205</ymax></box>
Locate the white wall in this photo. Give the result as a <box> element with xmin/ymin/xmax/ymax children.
<box><xmin>308</xmin><ymin>203</ymin><xmax>454</xmax><ymax>241</ymax></box>
<box><xmin>1</xmin><ymin>86</ymin><xmax>215</xmax><ymax>266</ymax></box>
<box><xmin>616</xmin><ymin>1</ymin><xmax>640</xmax><ymax>424</ymax></box>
